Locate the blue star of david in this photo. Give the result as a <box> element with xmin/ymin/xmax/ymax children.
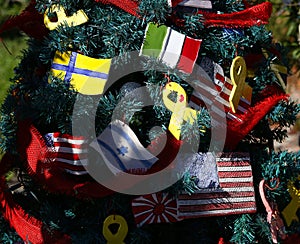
<box><xmin>117</xmin><ymin>146</ymin><xmax>128</xmax><ymax>156</ymax></box>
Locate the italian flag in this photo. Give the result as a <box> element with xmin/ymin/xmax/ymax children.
<box><xmin>140</xmin><ymin>22</ymin><xmax>202</xmax><ymax>74</ymax></box>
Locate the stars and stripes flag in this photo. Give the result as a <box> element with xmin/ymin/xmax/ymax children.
<box><xmin>132</xmin><ymin>192</ymin><xmax>179</xmax><ymax>227</ymax></box>
<box><xmin>189</xmin><ymin>57</ymin><xmax>251</xmax><ymax>122</ymax></box>
<box><xmin>177</xmin><ymin>152</ymin><xmax>256</xmax><ymax>218</ymax></box>
<box><xmin>140</xmin><ymin>22</ymin><xmax>202</xmax><ymax>74</ymax></box>
<box><xmin>44</xmin><ymin>132</ymin><xmax>89</xmax><ymax>176</ymax></box>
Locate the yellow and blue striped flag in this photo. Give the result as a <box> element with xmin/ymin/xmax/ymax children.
<box><xmin>51</xmin><ymin>51</ymin><xmax>111</xmax><ymax>95</ymax></box>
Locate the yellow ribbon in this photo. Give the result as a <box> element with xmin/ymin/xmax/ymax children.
<box><xmin>44</xmin><ymin>4</ymin><xmax>89</xmax><ymax>30</ymax></box>
<box><xmin>262</xmin><ymin>49</ymin><xmax>287</xmax><ymax>91</ymax></box>
<box><xmin>103</xmin><ymin>215</ymin><xmax>128</xmax><ymax>244</ymax></box>
<box><xmin>162</xmin><ymin>82</ymin><xmax>198</xmax><ymax>140</ymax></box>
<box><xmin>282</xmin><ymin>176</ymin><xmax>300</xmax><ymax>226</ymax></box>
<box><xmin>229</xmin><ymin>56</ymin><xmax>252</xmax><ymax>113</ymax></box>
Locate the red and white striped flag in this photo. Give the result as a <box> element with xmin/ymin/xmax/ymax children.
<box><xmin>44</xmin><ymin>132</ymin><xmax>88</xmax><ymax>176</ymax></box>
<box><xmin>189</xmin><ymin>57</ymin><xmax>251</xmax><ymax>122</ymax></box>
<box><xmin>178</xmin><ymin>152</ymin><xmax>256</xmax><ymax>218</ymax></box>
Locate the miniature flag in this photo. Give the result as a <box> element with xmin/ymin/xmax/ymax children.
<box><xmin>51</xmin><ymin>51</ymin><xmax>111</xmax><ymax>95</ymax></box>
<box><xmin>140</xmin><ymin>22</ymin><xmax>202</xmax><ymax>74</ymax></box>
<box><xmin>189</xmin><ymin>57</ymin><xmax>251</xmax><ymax>122</ymax></box>
<box><xmin>132</xmin><ymin>192</ymin><xmax>179</xmax><ymax>227</ymax></box>
<box><xmin>132</xmin><ymin>153</ymin><xmax>256</xmax><ymax>226</ymax></box>
<box><xmin>90</xmin><ymin>120</ymin><xmax>158</xmax><ymax>175</ymax></box>
<box><xmin>169</xmin><ymin>0</ymin><xmax>212</xmax><ymax>9</ymax></box>
<box><xmin>44</xmin><ymin>133</ymin><xmax>89</xmax><ymax>175</ymax></box>
<box><xmin>178</xmin><ymin>152</ymin><xmax>256</xmax><ymax>218</ymax></box>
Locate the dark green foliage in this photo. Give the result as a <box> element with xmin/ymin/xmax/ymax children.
<box><xmin>230</xmin><ymin>214</ymin><xmax>256</xmax><ymax>244</ymax></box>
<box><xmin>0</xmin><ymin>216</ymin><xmax>22</xmax><ymax>244</ymax></box>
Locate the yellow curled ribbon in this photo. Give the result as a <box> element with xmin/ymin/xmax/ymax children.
<box><xmin>229</xmin><ymin>56</ymin><xmax>252</xmax><ymax>113</ymax></box>
<box><xmin>103</xmin><ymin>215</ymin><xmax>128</xmax><ymax>244</ymax></box>
<box><xmin>282</xmin><ymin>176</ymin><xmax>300</xmax><ymax>226</ymax></box>
<box><xmin>162</xmin><ymin>82</ymin><xmax>198</xmax><ymax>140</ymax></box>
<box><xmin>44</xmin><ymin>4</ymin><xmax>89</xmax><ymax>30</ymax></box>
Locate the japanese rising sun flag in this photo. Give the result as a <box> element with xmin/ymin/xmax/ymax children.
<box><xmin>140</xmin><ymin>22</ymin><xmax>202</xmax><ymax>74</ymax></box>
<box><xmin>132</xmin><ymin>192</ymin><xmax>179</xmax><ymax>227</ymax></box>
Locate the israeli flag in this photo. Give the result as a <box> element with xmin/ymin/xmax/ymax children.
<box><xmin>90</xmin><ymin>120</ymin><xmax>158</xmax><ymax>175</ymax></box>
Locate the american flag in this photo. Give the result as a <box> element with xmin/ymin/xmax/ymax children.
<box><xmin>189</xmin><ymin>57</ymin><xmax>251</xmax><ymax>122</ymax></box>
<box><xmin>178</xmin><ymin>152</ymin><xmax>256</xmax><ymax>218</ymax></box>
<box><xmin>44</xmin><ymin>132</ymin><xmax>88</xmax><ymax>176</ymax></box>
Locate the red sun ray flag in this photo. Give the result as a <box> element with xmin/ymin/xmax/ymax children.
<box><xmin>132</xmin><ymin>192</ymin><xmax>179</xmax><ymax>227</ymax></box>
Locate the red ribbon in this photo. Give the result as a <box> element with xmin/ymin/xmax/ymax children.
<box><xmin>95</xmin><ymin>0</ymin><xmax>140</xmax><ymax>17</ymax></box>
<box><xmin>225</xmin><ymin>85</ymin><xmax>288</xmax><ymax>149</ymax></box>
<box><xmin>0</xmin><ymin>1</ymin><xmax>273</xmax><ymax>41</ymax></box>
<box><xmin>0</xmin><ymin>0</ymin><xmax>48</xmax><ymax>40</ymax></box>
<box><xmin>199</xmin><ymin>2</ymin><xmax>273</xmax><ymax>28</ymax></box>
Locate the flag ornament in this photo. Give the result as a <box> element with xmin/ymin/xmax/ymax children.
<box><xmin>140</xmin><ymin>22</ymin><xmax>202</xmax><ymax>74</ymax></box>
<box><xmin>44</xmin><ymin>132</ymin><xmax>89</xmax><ymax>175</ymax></box>
<box><xmin>169</xmin><ymin>0</ymin><xmax>212</xmax><ymax>9</ymax></box>
<box><xmin>132</xmin><ymin>153</ymin><xmax>256</xmax><ymax>226</ymax></box>
<box><xmin>178</xmin><ymin>152</ymin><xmax>256</xmax><ymax>218</ymax></box>
<box><xmin>132</xmin><ymin>192</ymin><xmax>179</xmax><ymax>227</ymax></box>
<box><xmin>189</xmin><ymin>57</ymin><xmax>288</xmax><ymax>149</ymax></box>
<box><xmin>90</xmin><ymin>120</ymin><xmax>158</xmax><ymax>175</ymax></box>
<box><xmin>189</xmin><ymin>56</ymin><xmax>252</xmax><ymax>122</ymax></box>
<box><xmin>51</xmin><ymin>51</ymin><xmax>111</xmax><ymax>95</ymax></box>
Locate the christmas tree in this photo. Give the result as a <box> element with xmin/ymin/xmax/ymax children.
<box><xmin>0</xmin><ymin>0</ymin><xmax>300</xmax><ymax>243</ymax></box>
